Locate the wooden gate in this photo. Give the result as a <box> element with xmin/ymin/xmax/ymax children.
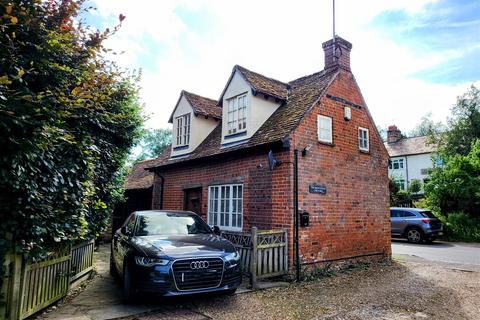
<box><xmin>221</xmin><ymin>227</ymin><xmax>288</xmax><ymax>288</ymax></box>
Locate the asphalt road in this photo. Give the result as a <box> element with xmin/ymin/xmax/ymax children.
<box><xmin>392</xmin><ymin>239</ymin><xmax>480</xmax><ymax>270</ymax></box>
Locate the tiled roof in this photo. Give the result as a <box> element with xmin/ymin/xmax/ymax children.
<box><xmin>124</xmin><ymin>159</ymin><xmax>156</xmax><ymax>190</ymax></box>
<box><xmin>183</xmin><ymin>91</ymin><xmax>222</xmax><ymax>120</ymax></box>
<box><xmin>384</xmin><ymin>136</ymin><xmax>437</xmax><ymax>157</ymax></box>
<box><xmin>235</xmin><ymin>65</ymin><xmax>289</xmax><ymax>100</ymax></box>
<box><xmin>168</xmin><ymin>91</ymin><xmax>221</xmax><ymax>123</ymax></box>
<box><xmin>146</xmin><ymin>67</ymin><xmax>339</xmax><ymax>170</ymax></box>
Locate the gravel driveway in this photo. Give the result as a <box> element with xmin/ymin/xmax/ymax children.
<box><xmin>191</xmin><ymin>260</ymin><xmax>479</xmax><ymax>319</ymax></box>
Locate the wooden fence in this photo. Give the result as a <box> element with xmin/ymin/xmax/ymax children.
<box><xmin>221</xmin><ymin>227</ymin><xmax>288</xmax><ymax>288</ymax></box>
<box><xmin>1</xmin><ymin>240</ymin><xmax>95</xmax><ymax>320</ymax></box>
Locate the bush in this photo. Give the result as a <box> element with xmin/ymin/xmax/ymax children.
<box><xmin>0</xmin><ymin>1</ymin><xmax>143</xmax><ymax>260</ymax></box>
<box><xmin>436</xmin><ymin>212</ymin><xmax>480</xmax><ymax>242</ymax></box>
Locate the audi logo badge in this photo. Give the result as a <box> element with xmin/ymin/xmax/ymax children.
<box><xmin>190</xmin><ymin>260</ymin><xmax>209</xmax><ymax>269</ymax></box>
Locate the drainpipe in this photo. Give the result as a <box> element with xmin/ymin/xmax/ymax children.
<box><xmin>293</xmin><ymin>149</ymin><xmax>300</xmax><ymax>282</ymax></box>
<box><xmin>153</xmin><ymin>172</ymin><xmax>165</xmax><ymax>210</ymax></box>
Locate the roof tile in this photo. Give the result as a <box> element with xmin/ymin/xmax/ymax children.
<box><xmin>384</xmin><ymin>136</ymin><xmax>437</xmax><ymax>157</ymax></box>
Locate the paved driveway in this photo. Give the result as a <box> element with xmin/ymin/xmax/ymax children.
<box><xmin>392</xmin><ymin>240</ymin><xmax>480</xmax><ymax>271</ymax></box>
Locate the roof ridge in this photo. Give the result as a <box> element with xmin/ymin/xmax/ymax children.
<box><xmin>183</xmin><ymin>90</ymin><xmax>219</xmax><ymax>104</ymax></box>
<box><xmin>288</xmin><ymin>67</ymin><xmax>338</xmax><ymax>85</ymax></box>
<box><xmin>235</xmin><ymin>65</ymin><xmax>289</xmax><ymax>87</ymax></box>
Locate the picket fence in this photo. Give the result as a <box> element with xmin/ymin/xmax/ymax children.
<box><xmin>1</xmin><ymin>240</ymin><xmax>95</xmax><ymax>320</ymax></box>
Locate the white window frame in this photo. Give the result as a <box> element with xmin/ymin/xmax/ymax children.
<box><xmin>226</xmin><ymin>93</ymin><xmax>247</xmax><ymax>135</ymax></box>
<box><xmin>207</xmin><ymin>184</ymin><xmax>243</xmax><ymax>231</ymax></box>
<box><xmin>317</xmin><ymin>115</ymin><xmax>333</xmax><ymax>143</ymax></box>
<box><xmin>389</xmin><ymin>158</ymin><xmax>404</xmax><ymax>170</ymax></box>
<box><xmin>175</xmin><ymin>113</ymin><xmax>191</xmax><ymax>147</ymax></box>
<box><xmin>358</xmin><ymin>127</ymin><xmax>369</xmax><ymax>152</ymax></box>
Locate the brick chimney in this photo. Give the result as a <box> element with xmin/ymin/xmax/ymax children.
<box><xmin>387</xmin><ymin>125</ymin><xmax>402</xmax><ymax>143</ymax></box>
<box><xmin>322</xmin><ymin>36</ymin><xmax>352</xmax><ymax>71</ymax></box>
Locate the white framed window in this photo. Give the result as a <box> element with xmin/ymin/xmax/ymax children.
<box><xmin>227</xmin><ymin>94</ymin><xmax>247</xmax><ymax>135</ymax></box>
<box><xmin>358</xmin><ymin>127</ymin><xmax>369</xmax><ymax>151</ymax></box>
<box><xmin>208</xmin><ymin>184</ymin><xmax>243</xmax><ymax>231</ymax></box>
<box><xmin>317</xmin><ymin>115</ymin><xmax>333</xmax><ymax>143</ymax></box>
<box><xmin>175</xmin><ymin>113</ymin><xmax>191</xmax><ymax>146</ymax></box>
<box><xmin>389</xmin><ymin>158</ymin><xmax>404</xmax><ymax>170</ymax></box>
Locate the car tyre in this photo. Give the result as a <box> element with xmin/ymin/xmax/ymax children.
<box><xmin>123</xmin><ymin>263</ymin><xmax>136</xmax><ymax>302</ymax></box>
<box><xmin>406</xmin><ymin>228</ymin><xmax>423</xmax><ymax>244</ymax></box>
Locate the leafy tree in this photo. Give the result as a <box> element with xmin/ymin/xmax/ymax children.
<box><xmin>136</xmin><ymin>128</ymin><xmax>172</xmax><ymax>161</ymax></box>
<box><xmin>407</xmin><ymin>179</ymin><xmax>422</xmax><ymax>194</ymax></box>
<box><xmin>424</xmin><ymin>139</ymin><xmax>480</xmax><ymax>218</ymax></box>
<box><xmin>439</xmin><ymin>85</ymin><xmax>480</xmax><ymax>157</ymax></box>
<box><xmin>408</xmin><ymin>112</ymin><xmax>445</xmax><ymax>139</ymax></box>
<box><xmin>0</xmin><ymin>0</ymin><xmax>143</xmax><ymax>262</ymax></box>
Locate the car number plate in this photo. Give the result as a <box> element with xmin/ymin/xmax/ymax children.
<box><xmin>438</xmin><ymin>232</ymin><xmax>443</xmax><ymax>236</ymax></box>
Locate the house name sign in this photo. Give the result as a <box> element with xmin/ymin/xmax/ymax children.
<box><xmin>309</xmin><ymin>183</ymin><xmax>327</xmax><ymax>194</ymax></box>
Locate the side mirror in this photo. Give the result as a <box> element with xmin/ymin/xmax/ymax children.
<box><xmin>212</xmin><ymin>226</ymin><xmax>221</xmax><ymax>235</ymax></box>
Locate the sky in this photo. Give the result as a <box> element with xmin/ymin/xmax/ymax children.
<box><xmin>82</xmin><ymin>0</ymin><xmax>480</xmax><ymax>134</ymax></box>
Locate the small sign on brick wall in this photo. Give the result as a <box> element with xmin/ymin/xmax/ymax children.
<box><xmin>309</xmin><ymin>183</ymin><xmax>327</xmax><ymax>194</ymax></box>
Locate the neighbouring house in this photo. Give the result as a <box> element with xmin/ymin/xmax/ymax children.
<box><xmin>129</xmin><ymin>36</ymin><xmax>390</xmax><ymax>269</ymax></box>
<box><xmin>384</xmin><ymin>125</ymin><xmax>438</xmax><ymax>191</ymax></box>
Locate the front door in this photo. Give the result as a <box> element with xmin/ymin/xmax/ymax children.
<box><xmin>184</xmin><ymin>187</ymin><xmax>202</xmax><ymax>214</ymax></box>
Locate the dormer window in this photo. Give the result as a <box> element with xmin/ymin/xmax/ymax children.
<box><xmin>227</xmin><ymin>93</ymin><xmax>247</xmax><ymax>135</ymax></box>
<box><xmin>175</xmin><ymin>113</ymin><xmax>191</xmax><ymax>146</ymax></box>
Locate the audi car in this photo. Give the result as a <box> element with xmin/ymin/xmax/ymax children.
<box><xmin>110</xmin><ymin>210</ymin><xmax>242</xmax><ymax>300</ymax></box>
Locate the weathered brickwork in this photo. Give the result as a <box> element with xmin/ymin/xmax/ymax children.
<box><xmin>290</xmin><ymin>69</ymin><xmax>391</xmax><ymax>264</ymax></box>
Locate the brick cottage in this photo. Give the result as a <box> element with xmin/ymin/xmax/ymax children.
<box><xmin>129</xmin><ymin>36</ymin><xmax>390</xmax><ymax>268</ymax></box>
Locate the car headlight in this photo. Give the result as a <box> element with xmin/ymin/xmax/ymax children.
<box><xmin>134</xmin><ymin>256</ymin><xmax>169</xmax><ymax>267</ymax></box>
<box><xmin>225</xmin><ymin>251</ymin><xmax>241</xmax><ymax>263</ymax></box>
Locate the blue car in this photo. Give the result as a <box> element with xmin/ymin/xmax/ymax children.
<box><xmin>390</xmin><ymin>207</ymin><xmax>443</xmax><ymax>244</ymax></box>
<box><xmin>111</xmin><ymin>210</ymin><xmax>242</xmax><ymax>300</ymax></box>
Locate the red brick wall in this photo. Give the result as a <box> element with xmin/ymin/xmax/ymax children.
<box><xmin>151</xmin><ymin>148</ymin><xmax>293</xmax><ymax>232</ymax></box>
<box><xmin>290</xmin><ymin>69</ymin><xmax>391</xmax><ymax>264</ymax></box>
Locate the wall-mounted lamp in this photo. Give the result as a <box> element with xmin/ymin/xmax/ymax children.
<box><xmin>302</xmin><ymin>145</ymin><xmax>312</xmax><ymax>157</ymax></box>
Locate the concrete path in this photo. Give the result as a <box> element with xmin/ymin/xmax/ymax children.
<box><xmin>392</xmin><ymin>239</ymin><xmax>480</xmax><ymax>271</ymax></box>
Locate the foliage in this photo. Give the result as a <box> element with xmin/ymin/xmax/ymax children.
<box><xmin>435</xmin><ymin>212</ymin><xmax>480</xmax><ymax>242</ymax></box>
<box><xmin>407</xmin><ymin>179</ymin><xmax>422</xmax><ymax>194</ymax></box>
<box><xmin>407</xmin><ymin>112</ymin><xmax>445</xmax><ymax>139</ymax></box>
<box><xmin>135</xmin><ymin>128</ymin><xmax>171</xmax><ymax>161</ymax></box>
<box><xmin>424</xmin><ymin>139</ymin><xmax>480</xmax><ymax>219</ymax></box>
<box><xmin>438</xmin><ymin>85</ymin><xmax>480</xmax><ymax>157</ymax></box>
<box><xmin>0</xmin><ymin>0</ymin><xmax>143</xmax><ymax>260</ymax></box>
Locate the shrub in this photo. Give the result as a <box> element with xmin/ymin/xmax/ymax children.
<box><xmin>436</xmin><ymin>212</ymin><xmax>480</xmax><ymax>242</ymax></box>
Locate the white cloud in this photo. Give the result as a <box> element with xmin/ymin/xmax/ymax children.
<box><xmin>90</xmin><ymin>0</ymin><xmax>477</xmax><ymax>134</ymax></box>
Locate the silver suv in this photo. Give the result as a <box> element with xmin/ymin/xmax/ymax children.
<box><xmin>390</xmin><ymin>207</ymin><xmax>443</xmax><ymax>243</ymax></box>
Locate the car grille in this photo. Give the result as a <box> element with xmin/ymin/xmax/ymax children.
<box><xmin>172</xmin><ymin>258</ymin><xmax>224</xmax><ymax>291</ymax></box>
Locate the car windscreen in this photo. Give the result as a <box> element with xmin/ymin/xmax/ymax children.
<box><xmin>419</xmin><ymin>211</ymin><xmax>437</xmax><ymax>219</ymax></box>
<box><xmin>135</xmin><ymin>213</ymin><xmax>212</xmax><ymax>236</ymax></box>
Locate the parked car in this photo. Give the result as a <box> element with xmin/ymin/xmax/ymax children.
<box><xmin>111</xmin><ymin>210</ymin><xmax>242</xmax><ymax>300</ymax></box>
<box><xmin>390</xmin><ymin>207</ymin><xmax>443</xmax><ymax>244</ymax></box>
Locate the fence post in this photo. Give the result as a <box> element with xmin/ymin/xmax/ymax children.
<box><xmin>8</xmin><ymin>254</ymin><xmax>23</xmax><ymax>320</ymax></box>
<box><xmin>250</xmin><ymin>227</ymin><xmax>258</xmax><ymax>289</ymax></box>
